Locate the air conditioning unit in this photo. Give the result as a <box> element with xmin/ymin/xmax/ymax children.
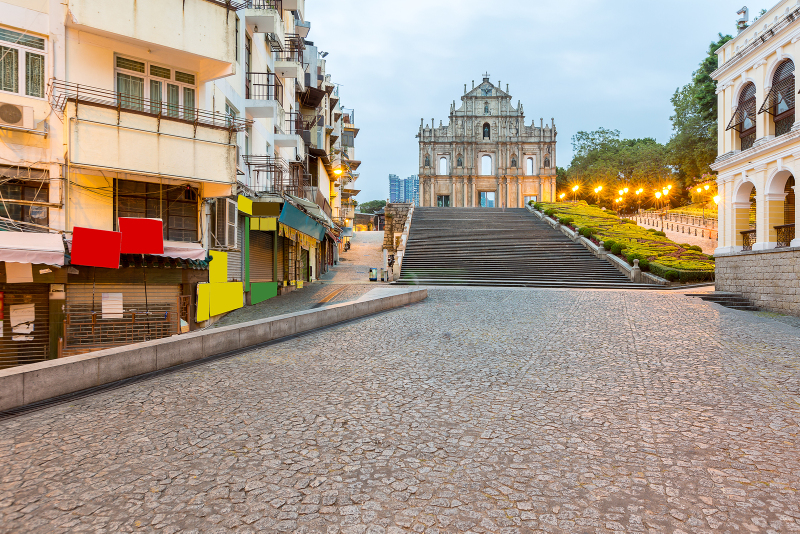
<box><xmin>0</xmin><ymin>103</ymin><xmax>34</xmax><ymax>130</ymax></box>
<box><xmin>213</xmin><ymin>198</ymin><xmax>238</xmax><ymax>248</ymax></box>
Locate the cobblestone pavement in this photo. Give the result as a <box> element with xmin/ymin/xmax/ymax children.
<box><xmin>2</xmin><ymin>288</ymin><xmax>800</xmax><ymax>533</ymax></box>
<box><xmin>213</xmin><ymin>232</ymin><xmax>388</xmax><ymax>328</ymax></box>
<box><xmin>319</xmin><ymin>231</ymin><xmax>387</xmax><ymax>285</ymax></box>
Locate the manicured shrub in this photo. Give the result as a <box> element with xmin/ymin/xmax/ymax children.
<box><xmin>680</xmin><ymin>243</ymin><xmax>692</xmax><ymax>248</ymax></box>
<box><xmin>602</xmin><ymin>239</ymin><xmax>616</xmax><ymax>251</ymax></box>
<box><xmin>654</xmin><ymin>231</ymin><xmax>666</xmax><ymax>237</ymax></box>
<box><xmin>639</xmin><ymin>259</ymin><xmax>650</xmax><ymax>271</ymax></box>
<box><xmin>578</xmin><ymin>227</ymin><xmax>596</xmax><ymax>238</ymax></box>
<box><xmin>558</xmin><ymin>217</ymin><xmax>574</xmax><ymax>226</ymax></box>
<box><xmin>533</xmin><ymin>202</ymin><xmax>542</xmax><ymax>210</ymax></box>
<box><xmin>665</xmin><ymin>270</ymin><xmax>680</xmax><ymax>282</ymax></box>
<box><xmin>610</xmin><ymin>244</ymin><xmax>623</xmax><ymax>255</ymax></box>
<box><xmin>688</xmin><ymin>245</ymin><xmax>703</xmax><ymax>252</ymax></box>
<box><xmin>647</xmin><ymin>228</ymin><xmax>657</xmax><ymax>233</ymax></box>
<box><xmin>544</xmin><ymin>209</ymin><xmax>556</xmax><ymax>217</ymax></box>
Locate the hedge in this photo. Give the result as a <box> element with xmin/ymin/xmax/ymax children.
<box><xmin>648</xmin><ymin>262</ymin><xmax>715</xmax><ymax>283</ymax></box>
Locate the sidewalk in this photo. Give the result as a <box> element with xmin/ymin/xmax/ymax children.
<box><xmin>212</xmin><ymin>231</ymin><xmax>389</xmax><ymax>327</ymax></box>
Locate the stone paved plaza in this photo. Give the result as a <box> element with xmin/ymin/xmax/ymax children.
<box><xmin>1</xmin><ymin>288</ymin><xmax>800</xmax><ymax>533</ymax></box>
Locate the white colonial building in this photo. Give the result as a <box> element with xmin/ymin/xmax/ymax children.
<box><xmin>417</xmin><ymin>76</ymin><xmax>557</xmax><ymax>208</ymax></box>
<box><xmin>711</xmin><ymin>1</ymin><xmax>800</xmax><ymax>314</ymax></box>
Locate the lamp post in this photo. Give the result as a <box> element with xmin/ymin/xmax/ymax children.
<box><xmin>572</xmin><ymin>184</ymin><xmax>580</xmax><ymax>203</ymax></box>
<box><xmin>593</xmin><ymin>185</ymin><xmax>603</xmax><ymax>205</ymax></box>
<box><xmin>559</xmin><ymin>192</ymin><xmax>566</xmax><ymax>202</ymax></box>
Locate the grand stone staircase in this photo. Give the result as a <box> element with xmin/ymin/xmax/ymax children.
<box><xmin>395</xmin><ymin>208</ymin><xmax>656</xmax><ymax>289</ymax></box>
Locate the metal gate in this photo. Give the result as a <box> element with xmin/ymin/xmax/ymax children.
<box><xmin>0</xmin><ymin>283</ymin><xmax>50</xmax><ymax>369</ymax></box>
<box><xmin>277</xmin><ymin>235</ymin><xmax>285</xmax><ymax>282</ymax></box>
<box><xmin>300</xmin><ymin>249</ymin><xmax>309</xmax><ymax>282</ymax></box>
<box><xmin>64</xmin><ymin>284</ymin><xmax>180</xmax><ymax>356</ymax></box>
<box><xmin>249</xmin><ymin>230</ymin><xmax>274</xmax><ymax>282</ymax></box>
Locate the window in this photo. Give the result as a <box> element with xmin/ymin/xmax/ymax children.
<box><xmin>436</xmin><ymin>195</ymin><xmax>450</xmax><ymax>207</ymax></box>
<box><xmin>0</xmin><ymin>27</ymin><xmax>46</xmax><ymax>98</ymax></box>
<box><xmin>728</xmin><ymin>82</ymin><xmax>756</xmax><ymax>150</ymax></box>
<box><xmin>480</xmin><ymin>191</ymin><xmax>495</xmax><ymax>208</ymax></box>
<box><xmin>481</xmin><ymin>155</ymin><xmax>492</xmax><ymax>175</ymax></box>
<box><xmin>235</xmin><ymin>17</ymin><xmax>240</xmax><ymax>63</ymax></box>
<box><xmin>439</xmin><ymin>157</ymin><xmax>448</xmax><ymax>175</ymax></box>
<box><xmin>524</xmin><ymin>195</ymin><xmax>537</xmax><ymax>205</ymax></box>
<box><xmin>342</xmin><ymin>130</ymin><xmax>355</xmax><ymax>147</ymax></box>
<box><xmin>483</xmin><ymin>123</ymin><xmax>490</xmax><ymax>139</ymax></box>
<box><xmin>526</xmin><ymin>158</ymin><xmax>534</xmax><ymax>175</ymax></box>
<box><xmin>115</xmin><ymin>179</ymin><xmax>199</xmax><ymax>242</ymax></box>
<box><xmin>115</xmin><ymin>56</ymin><xmax>197</xmax><ymax>120</ymax></box>
<box><xmin>766</xmin><ymin>60</ymin><xmax>795</xmax><ymax>137</ymax></box>
<box><xmin>0</xmin><ymin>180</ymin><xmax>49</xmax><ymax>226</ymax></box>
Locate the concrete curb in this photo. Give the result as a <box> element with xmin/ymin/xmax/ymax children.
<box><xmin>0</xmin><ymin>288</ymin><xmax>428</xmax><ymax>412</ymax></box>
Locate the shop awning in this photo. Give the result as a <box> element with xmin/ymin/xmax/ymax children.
<box><xmin>279</xmin><ymin>202</ymin><xmax>326</xmax><ymax>242</ymax></box>
<box><xmin>156</xmin><ymin>241</ymin><xmax>208</xmax><ymax>261</ymax></box>
<box><xmin>286</xmin><ymin>194</ymin><xmax>335</xmax><ymax>228</ymax></box>
<box><xmin>341</xmin><ymin>227</ymin><xmax>354</xmax><ymax>237</ymax></box>
<box><xmin>0</xmin><ymin>232</ymin><xmax>65</xmax><ymax>265</ymax></box>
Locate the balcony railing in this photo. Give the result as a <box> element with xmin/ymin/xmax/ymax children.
<box><xmin>776</xmin><ymin>223</ymin><xmax>795</xmax><ymax>248</ymax></box>
<box><xmin>244</xmin><ymin>0</ymin><xmax>281</xmax><ymax>10</ymax></box>
<box><xmin>741</xmin><ymin>229</ymin><xmax>757</xmax><ymax>251</ymax></box>
<box><xmin>285</xmin><ymin>111</ymin><xmax>304</xmax><ymax>135</ymax></box>
<box><xmin>276</xmin><ymin>34</ymin><xmax>306</xmax><ymax>65</ymax></box>
<box><xmin>242</xmin><ymin>155</ymin><xmax>311</xmax><ymax>197</ymax></box>
<box><xmin>49</xmin><ymin>79</ymin><xmax>251</xmax><ymax>132</ymax></box>
<box><xmin>246</xmin><ymin>72</ymin><xmax>283</xmax><ymax>106</ymax></box>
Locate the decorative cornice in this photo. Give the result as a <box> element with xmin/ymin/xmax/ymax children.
<box><xmin>711</xmin><ymin>129</ymin><xmax>800</xmax><ymax>171</ymax></box>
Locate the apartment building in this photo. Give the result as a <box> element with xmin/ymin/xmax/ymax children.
<box><xmin>0</xmin><ymin>0</ymin><xmax>359</xmax><ymax>367</ymax></box>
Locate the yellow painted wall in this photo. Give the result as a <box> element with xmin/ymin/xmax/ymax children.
<box><xmin>209</xmin><ymin>282</ymin><xmax>244</xmax><ymax>317</ymax></box>
<box><xmin>209</xmin><ymin>250</ymin><xmax>228</xmax><ymax>283</ymax></box>
<box><xmin>196</xmin><ymin>283</ymin><xmax>211</xmax><ymax>322</ymax></box>
<box><xmin>3</xmin><ymin>0</ymin><xmax>48</xmax><ymax>12</ymax></box>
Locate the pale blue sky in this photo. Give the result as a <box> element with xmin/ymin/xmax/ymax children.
<box><xmin>306</xmin><ymin>0</ymin><xmax>769</xmax><ymax>203</ymax></box>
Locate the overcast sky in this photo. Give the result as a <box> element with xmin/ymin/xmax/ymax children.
<box><xmin>305</xmin><ymin>0</ymin><xmax>768</xmax><ymax>203</ymax></box>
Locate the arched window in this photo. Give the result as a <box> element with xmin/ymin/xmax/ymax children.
<box><xmin>526</xmin><ymin>158</ymin><xmax>534</xmax><ymax>175</ymax></box>
<box><xmin>481</xmin><ymin>155</ymin><xmax>492</xmax><ymax>175</ymax></box>
<box><xmin>729</xmin><ymin>82</ymin><xmax>756</xmax><ymax>150</ymax></box>
<box><xmin>484</xmin><ymin>102</ymin><xmax>489</xmax><ymax>114</ymax></box>
<box><xmin>439</xmin><ymin>157</ymin><xmax>448</xmax><ymax>175</ymax></box>
<box><xmin>457</xmin><ymin>155</ymin><xmax>463</xmax><ymax>167</ymax></box>
<box><xmin>511</xmin><ymin>156</ymin><xmax>517</xmax><ymax>168</ymax></box>
<box><xmin>483</xmin><ymin>123</ymin><xmax>490</xmax><ymax>139</ymax></box>
<box><xmin>544</xmin><ymin>157</ymin><xmax>550</xmax><ymax>168</ymax></box>
<box><xmin>424</xmin><ymin>154</ymin><xmax>430</xmax><ymax>167</ymax></box>
<box><xmin>764</xmin><ymin>60</ymin><xmax>795</xmax><ymax>137</ymax></box>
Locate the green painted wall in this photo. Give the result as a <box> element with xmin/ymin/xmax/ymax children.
<box><xmin>251</xmin><ymin>282</ymin><xmax>278</xmax><ymax>304</ymax></box>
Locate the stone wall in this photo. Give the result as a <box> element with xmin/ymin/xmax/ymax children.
<box><xmin>716</xmin><ymin>247</ymin><xmax>800</xmax><ymax>315</ymax></box>
<box><xmin>383</xmin><ymin>203</ymin><xmax>412</xmax><ymax>253</ymax></box>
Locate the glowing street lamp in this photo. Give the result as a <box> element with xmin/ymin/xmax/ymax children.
<box><xmin>334</xmin><ymin>168</ymin><xmax>343</xmax><ymax>175</ymax></box>
<box><xmin>571</xmin><ymin>184</ymin><xmax>580</xmax><ymax>202</ymax></box>
<box><xmin>624</xmin><ymin>187</ymin><xmax>629</xmax><ymax>194</ymax></box>
<box><xmin>713</xmin><ymin>195</ymin><xmax>720</xmax><ymax>204</ymax></box>
<box><xmin>559</xmin><ymin>193</ymin><xmax>566</xmax><ymax>201</ymax></box>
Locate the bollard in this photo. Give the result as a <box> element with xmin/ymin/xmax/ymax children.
<box><xmin>631</xmin><ymin>259</ymin><xmax>642</xmax><ymax>283</ymax></box>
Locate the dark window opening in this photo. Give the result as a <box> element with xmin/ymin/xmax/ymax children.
<box><xmin>737</xmin><ymin>82</ymin><xmax>757</xmax><ymax>150</ymax></box>
<box><xmin>483</xmin><ymin>123</ymin><xmax>490</xmax><ymax>139</ymax></box>
<box><xmin>114</xmin><ymin>179</ymin><xmax>199</xmax><ymax>242</ymax></box>
<box><xmin>0</xmin><ymin>180</ymin><xmax>49</xmax><ymax>226</ymax></box>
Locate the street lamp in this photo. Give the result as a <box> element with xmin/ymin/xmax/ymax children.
<box><xmin>593</xmin><ymin>185</ymin><xmax>603</xmax><ymax>204</ymax></box>
<box><xmin>559</xmin><ymin>192</ymin><xmax>566</xmax><ymax>201</ymax></box>
<box><xmin>571</xmin><ymin>184</ymin><xmax>580</xmax><ymax>203</ymax></box>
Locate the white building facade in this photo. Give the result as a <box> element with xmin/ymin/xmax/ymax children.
<box><xmin>711</xmin><ymin>0</ymin><xmax>800</xmax><ymax>314</ymax></box>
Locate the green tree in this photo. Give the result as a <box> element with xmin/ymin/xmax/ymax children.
<box><xmin>358</xmin><ymin>200</ymin><xmax>386</xmax><ymax>214</ymax></box>
<box><xmin>556</xmin><ymin>167</ymin><xmax>568</xmax><ymax>190</ymax></box>
<box><xmin>667</xmin><ymin>33</ymin><xmax>733</xmax><ymax>186</ymax></box>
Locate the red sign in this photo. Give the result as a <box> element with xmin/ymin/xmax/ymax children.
<box><xmin>71</xmin><ymin>227</ymin><xmax>122</xmax><ymax>269</ymax></box>
<box><xmin>119</xmin><ymin>218</ymin><xmax>164</xmax><ymax>254</ymax></box>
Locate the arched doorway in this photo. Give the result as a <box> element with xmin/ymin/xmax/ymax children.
<box><xmin>767</xmin><ymin>170</ymin><xmax>796</xmax><ymax>247</ymax></box>
<box><xmin>734</xmin><ymin>181</ymin><xmax>757</xmax><ymax>250</ymax></box>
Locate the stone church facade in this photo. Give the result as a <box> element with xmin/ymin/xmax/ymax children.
<box><xmin>417</xmin><ymin>75</ymin><xmax>557</xmax><ymax>208</ymax></box>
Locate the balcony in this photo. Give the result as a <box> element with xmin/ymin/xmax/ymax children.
<box><xmin>51</xmin><ymin>80</ymin><xmax>250</xmax><ymax>185</ymax></box>
<box><xmin>275</xmin><ymin>34</ymin><xmax>306</xmax><ymax>80</ymax></box>
<box><xmin>244</xmin><ymin>0</ymin><xmax>282</xmax><ymax>35</ymax></box>
<box><xmin>274</xmin><ymin>111</ymin><xmax>304</xmax><ymax>150</ymax></box>
<box><xmin>283</xmin><ymin>0</ymin><xmax>305</xmax><ymax>19</ymax></box>
<box><xmin>245</xmin><ymin>72</ymin><xmax>283</xmax><ymax>119</ymax></box>
<box><xmin>66</xmin><ymin>0</ymin><xmax>241</xmax><ymax>81</ymax></box>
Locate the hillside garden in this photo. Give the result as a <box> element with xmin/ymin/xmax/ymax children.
<box><xmin>534</xmin><ymin>202</ymin><xmax>715</xmax><ymax>283</ymax></box>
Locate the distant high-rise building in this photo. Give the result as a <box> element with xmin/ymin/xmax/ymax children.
<box><xmin>405</xmin><ymin>175</ymin><xmax>420</xmax><ymax>206</ymax></box>
<box><xmin>389</xmin><ymin>174</ymin><xmax>402</xmax><ymax>202</ymax></box>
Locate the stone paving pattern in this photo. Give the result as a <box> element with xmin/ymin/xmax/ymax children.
<box><xmin>2</xmin><ymin>288</ymin><xmax>800</xmax><ymax>533</ymax></box>
<box><xmin>213</xmin><ymin>232</ymin><xmax>389</xmax><ymax>328</ymax></box>
<box><xmin>634</xmin><ymin>219</ymin><xmax>717</xmax><ymax>255</ymax></box>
